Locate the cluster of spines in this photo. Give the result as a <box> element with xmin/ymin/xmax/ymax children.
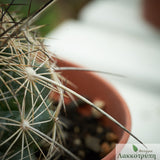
<box><xmin>0</xmin><ymin>2</ymin><xmax>71</xmax><ymax>159</ymax></box>
<box><xmin>0</xmin><ymin>1</ymin><xmax>144</xmax><ymax>160</ymax></box>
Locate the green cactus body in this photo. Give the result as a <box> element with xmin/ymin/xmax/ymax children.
<box><xmin>0</xmin><ymin>7</ymin><xmax>61</xmax><ymax>160</ymax></box>
<box><xmin>0</xmin><ymin>1</ymin><xmax>144</xmax><ymax>160</ymax></box>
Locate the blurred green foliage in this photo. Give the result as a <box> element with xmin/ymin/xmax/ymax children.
<box><xmin>0</xmin><ymin>0</ymin><xmax>91</xmax><ymax>36</ymax></box>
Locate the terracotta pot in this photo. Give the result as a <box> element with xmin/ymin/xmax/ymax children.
<box><xmin>142</xmin><ymin>0</ymin><xmax>160</xmax><ymax>29</ymax></box>
<box><xmin>56</xmin><ymin>59</ymin><xmax>131</xmax><ymax>160</ymax></box>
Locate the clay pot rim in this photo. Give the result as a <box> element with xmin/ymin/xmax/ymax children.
<box><xmin>102</xmin><ymin>81</ymin><xmax>131</xmax><ymax>160</ymax></box>
<box><xmin>56</xmin><ymin>59</ymin><xmax>132</xmax><ymax>160</ymax></box>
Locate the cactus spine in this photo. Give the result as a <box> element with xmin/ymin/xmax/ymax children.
<box><xmin>0</xmin><ymin>2</ymin><xmax>72</xmax><ymax>159</ymax></box>
<box><xmin>0</xmin><ymin>1</ymin><xmax>144</xmax><ymax>160</ymax></box>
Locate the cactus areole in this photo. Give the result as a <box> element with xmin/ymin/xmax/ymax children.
<box><xmin>0</xmin><ymin>1</ymin><xmax>143</xmax><ymax>160</ymax></box>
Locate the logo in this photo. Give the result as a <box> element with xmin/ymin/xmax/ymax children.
<box><xmin>132</xmin><ymin>145</ymin><xmax>138</xmax><ymax>152</ymax></box>
<box><xmin>116</xmin><ymin>144</ymin><xmax>160</xmax><ymax>160</ymax></box>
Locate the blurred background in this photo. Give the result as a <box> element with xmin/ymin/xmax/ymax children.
<box><xmin>1</xmin><ymin>0</ymin><xmax>160</xmax><ymax>144</ymax></box>
<box><xmin>0</xmin><ymin>0</ymin><xmax>92</xmax><ymax>36</ymax></box>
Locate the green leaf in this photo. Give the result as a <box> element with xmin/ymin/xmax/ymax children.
<box><xmin>132</xmin><ymin>145</ymin><xmax>138</xmax><ymax>152</ymax></box>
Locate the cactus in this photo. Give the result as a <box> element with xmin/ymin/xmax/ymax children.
<box><xmin>0</xmin><ymin>1</ymin><xmax>144</xmax><ymax>160</ymax></box>
<box><xmin>0</xmin><ymin>1</ymin><xmax>72</xmax><ymax>159</ymax></box>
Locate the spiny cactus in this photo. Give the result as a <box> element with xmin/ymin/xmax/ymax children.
<box><xmin>0</xmin><ymin>1</ymin><xmax>73</xmax><ymax>159</ymax></box>
<box><xmin>0</xmin><ymin>1</ymin><xmax>143</xmax><ymax>160</ymax></box>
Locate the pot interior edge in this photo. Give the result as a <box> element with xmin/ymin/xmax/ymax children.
<box><xmin>56</xmin><ymin>59</ymin><xmax>131</xmax><ymax>160</ymax></box>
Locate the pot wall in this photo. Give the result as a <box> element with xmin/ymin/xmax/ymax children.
<box><xmin>142</xmin><ymin>0</ymin><xmax>160</xmax><ymax>29</ymax></box>
<box><xmin>56</xmin><ymin>59</ymin><xmax>131</xmax><ymax>160</ymax></box>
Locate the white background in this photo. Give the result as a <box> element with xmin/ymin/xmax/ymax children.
<box><xmin>45</xmin><ymin>0</ymin><xmax>160</xmax><ymax>144</ymax></box>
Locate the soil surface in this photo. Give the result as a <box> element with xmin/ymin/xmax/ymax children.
<box><xmin>58</xmin><ymin>100</ymin><xmax>118</xmax><ymax>160</ymax></box>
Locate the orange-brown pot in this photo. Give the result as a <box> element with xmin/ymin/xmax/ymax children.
<box><xmin>56</xmin><ymin>59</ymin><xmax>131</xmax><ymax>160</ymax></box>
<box><xmin>142</xmin><ymin>0</ymin><xmax>160</xmax><ymax>29</ymax></box>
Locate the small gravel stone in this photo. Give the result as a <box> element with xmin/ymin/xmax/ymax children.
<box><xmin>73</xmin><ymin>138</ymin><xmax>82</xmax><ymax>146</ymax></box>
<box><xmin>85</xmin><ymin>135</ymin><xmax>101</xmax><ymax>152</ymax></box>
<box><xmin>96</xmin><ymin>126</ymin><xmax>104</xmax><ymax>134</ymax></box>
<box><xmin>78</xmin><ymin>150</ymin><xmax>85</xmax><ymax>158</ymax></box>
<box><xmin>74</xmin><ymin>126</ymin><xmax>80</xmax><ymax>133</ymax></box>
<box><xmin>105</xmin><ymin>132</ymin><xmax>118</xmax><ymax>142</ymax></box>
<box><xmin>110</xmin><ymin>142</ymin><xmax>116</xmax><ymax>150</ymax></box>
<box><xmin>92</xmin><ymin>99</ymin><xmax>105</xmax><ymax>118</ymax></box>
<box><xmin>100</xmin><ymin>142</ymin><xmax>111</xmax><ymax>157</ymax></box>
